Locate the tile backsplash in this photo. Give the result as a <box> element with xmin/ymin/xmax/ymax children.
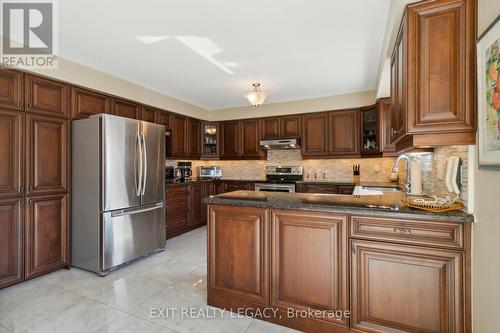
<box><xmin>167</xmin><ymin>150</ymin><xmax>397</xmax><ymax>182</ymax></box>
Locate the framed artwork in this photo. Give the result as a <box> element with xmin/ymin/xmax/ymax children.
<box><xmin>478</xmin><ymin>15</ymin><xmax>500</xmax><ymax>167</ymax></box>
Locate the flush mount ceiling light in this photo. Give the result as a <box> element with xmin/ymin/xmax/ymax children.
<box><xmin>244</xmin><ymin>83</ymin><xmax>266</xmax><ymax>107</ymax></box>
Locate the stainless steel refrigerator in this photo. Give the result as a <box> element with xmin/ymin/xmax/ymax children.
<box><xmin>71</xmin><ymin>114</ymin><xmax>165</xmax><ymax>276</ymax></box>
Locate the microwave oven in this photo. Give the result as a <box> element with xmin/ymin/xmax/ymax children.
<box><xmin>199</xmin><ymin>166</ymin><xmax>222</xmax><ymax>179</ymax></box>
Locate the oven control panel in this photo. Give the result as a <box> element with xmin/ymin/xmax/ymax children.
<box><xmin>266</xmin><ymin>166</ymin><xmax>303</xmax><ymax>175</ymax></box>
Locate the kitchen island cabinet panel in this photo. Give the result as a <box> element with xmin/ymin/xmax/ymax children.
<box><xmin>271</xmin><ymin>210</ymin><xmax>349</xmax><ymax>326</ymax></box>
<box><xmin>208</xmin><ymin>205</ymin><xmax>270</xmax><ymax>306</ymax></box>
<box><xmin>350</xmin><ymin>239</ymin><xmax>464</xmax><ymax>333</ymax></box>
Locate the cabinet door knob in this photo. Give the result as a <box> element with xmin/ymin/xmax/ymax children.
<box><xmin>27</xmin><ymin>101</ymin><xmax>32</xmax><ymax>109</ymax></box>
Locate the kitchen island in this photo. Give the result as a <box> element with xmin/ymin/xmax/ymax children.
<box><xmin>204</xmin><ymin>191</ymin><xmax>472</xmax><ymax>333</ymax></box>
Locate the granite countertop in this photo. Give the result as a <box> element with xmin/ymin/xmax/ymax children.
<box><xmin>203</xmin><ymin>190</ymin><xmax>474</xmax><ymax>223</ymax></box>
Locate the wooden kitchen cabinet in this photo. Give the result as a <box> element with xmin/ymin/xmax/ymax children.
<box><xmin>260</xmin><ymin>117</ymin><xmax>280</xmax><ymax>140</ymax></box>
<box><xmin>329</xmin><ymin>109</ymin><xmax>360</xmax><ymax>156</ymax></box>
<box><xmin>25</xmin><ymin>75</ymin><xmax>69</xmax><ymax>118</ymax></box>
<box><xmin>224</xmin><ymin>180</ymin><xmax>254</xmax><ymax>192</ymax></box>
<box><xmin>71</xmin><ymin>87</ymin><xmax>110</xmax><ymax>119</ymax></box>
<box><xmin>378</xmin><ymin>98</ymin><xmax>396</xmax><ymax>155</ymax></box>
<box><xmin>271</xmin><ymin>210</ymin><xmax>349</xmax><ymax>326</ymax></box>
<box><xmin>390</xmin><ymin>0</ymin><xmax>476</xmax><ymax>149</ymax></box>
<box><xmin>280</xmin><ymin>115</ymin><xmax>301</xmax><ymax>139</ymax></box>
<box><xmin>26</xmin><ymin>114</ymin><xmax>68</xmax><ymax>196</ymax></box>
<box><xmin>301</xmin><ymin>112</ymin><xmax>329</xmax><ymax>157</ymax></box>
<box><xmin>0</xmin><ymin>197</ymin><xmax>24</xmax><ymax>288</ymax></box>
<box><xmin>208</xmin><ymin>205</ymin><xmax>270</xmax><ymax>306</ymax></box>
<box><xmin>240</xmin><ymin>119</ymin><xmax>262</xmax><ymax>159</ymax></box>
<box><xmin>220</xmin><ymin>121</ymin><xmax>240</xmax><ymax>159</ymax></box>
<box><xmin>25</xmin><ymin>194</ymin><xmax>68</xmax><ymax>279</ymax></box>
<box><xmin>200</xmin><ymin>122</ymin><xmax>220</xmax><ymax>159</ymax></box>
<box><xmin>141</xmin><ymin>106</ymin><xmax>157</xmax><ymax>123</ymax></box>
<box><xmin>165</xmin><ymin>184</ymin><xmax>190</xmax><ymax>238</ymax></box>
<box><xmin>171</xmin><ymin>114</ymin><xmax>188</xmax><ymax>157</ymax></box>
<box><xmin>201</xmin><ymin>180</ymin><xmax>214</xmax><ymax>224</ymax></box>
<box><xmin>0</xmin><ymin>110</ymin><xmax>24</xmax><ymax>198</ymax></box>
<box><xmin>155</xmin><ymin>110</ymin><xmax>172</xmax><ymax>130</ymax></box>
<box><xmin>190</xmin><ymin>182</ymin><xmax>202</xmax><ymax>226</ymax></box>
<box><xmin>111</xmin><ymin>98</ymin><xmax>141</xmax><ymax>119</ymax></box>
<box><xmin>0</xmin><ymin>68</ymin><xmax>23</xmax><ymax>110</ymax></box>
<box><xmin>350</xmin><ymin>239</ymin><xmax>464</xmax><ymax>333</ymax></box>
<box><xmin>187</xmin><ymin>118</ymin><xmax>200</xmax><ymax>158</ymax></box>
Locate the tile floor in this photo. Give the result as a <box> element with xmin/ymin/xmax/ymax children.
<box><xmin>0</xmin><ymin>227</ymin><xmax>299</xmax><ymax>333</ymax></box>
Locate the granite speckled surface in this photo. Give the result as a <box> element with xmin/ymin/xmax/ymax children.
<box><xmin>203</xmin><ymin>190</ymin><xmax>474</xmax><ymax>223</ymax></box>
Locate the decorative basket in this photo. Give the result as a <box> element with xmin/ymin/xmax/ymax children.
<box><xmin>401</xmin><ymin>198</ymin><xmax>464</xmax><ymax>213</ymax></box>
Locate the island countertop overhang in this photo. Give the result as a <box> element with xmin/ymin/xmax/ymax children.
<box><xmin>203</xmin><ymin>190</ymin><xmax>474</xmax><ymax>223</ymax></box>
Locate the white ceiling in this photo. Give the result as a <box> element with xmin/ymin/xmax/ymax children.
<box><xmin>59</xmin><ymin>0</ymin><xmax>390</xmax><ymax>110</ymax></box>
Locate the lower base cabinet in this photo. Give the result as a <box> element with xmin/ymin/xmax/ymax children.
<box><xmin>25</xmin><ymin>194</ymin><xmax>69</xmax><ymax>279</ymax></box>
<box><xmin>271</xmin><ymin>210</ymin><xmax>349</xmax><ymax>328</ymax></box>
<box><xmin>0</xmin><ymin>198</ymin><xmax>23</xmax><ymax>288</ymax></box>
<box><xmin>350</xmin><ymin>239</ymin><xmax>464</xmax><ymax>333</ymax></box>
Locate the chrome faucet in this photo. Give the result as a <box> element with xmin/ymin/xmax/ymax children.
<box><xmin>392</xmin><ymin>154</ymin><xmax>412</xmax><ymax>194</ymax></box>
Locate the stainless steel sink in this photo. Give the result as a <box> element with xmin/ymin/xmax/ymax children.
<box><xmin>361</xmin><ymin>186</ymin><xmax>402</xmax><ymax>192</ymax></box>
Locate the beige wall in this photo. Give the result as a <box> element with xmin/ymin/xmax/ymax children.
<box><xmin>208</xmin><ymin>91</ymin><xmax>377</xmax><ymax>121</ymax></box>
<box><xmin>473</xmin><ymin>1</ymin><xmax>500</xmax><ymax>332</ymax></box>
<box><xmin>28</xmin><ymin>57</ymin><xmax>209</xmax><ymax>120</ymax></box>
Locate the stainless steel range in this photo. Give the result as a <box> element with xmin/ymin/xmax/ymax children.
<box><xmin>254</xmin><ymin>166</ymin><xmax>303</xmax><ymax>192</ymax></box>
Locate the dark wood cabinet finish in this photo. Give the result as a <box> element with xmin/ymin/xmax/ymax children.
<box><xmin>71</xmin><ymin>87</ymin><xmax>110</xmax><ymax>119</ymax></box>
<box><xmin>155</xmin><ymin>111</ymin><xmax>172</xmax><ymax>130</ymax></box>
<box><xmin>260</xmin><ymin>117</ymin><xmax>280</xmax><ymax>140</ymax></box>
<box><xmin>297</xmin><ymin>183</ymin><xmax>354</xmax><ymax>195</ymax></box>
<box><xmin>378</xmin><ymin>98</ymin><xmax>396</xmax><ymax>155</ymax></box>
<box><xmin>350</xmin><ymin>239</ymin><xmax>464</xmax><ymax>333</ymax></box>
<box><xmin>221</xmin><ymin>121</ymin><xmax>240</xmax><ymax>159</ymax></box>
<box><xmin>190</xmin><ymin>182</ymin><xmax>202</xmax><ymax>226</ymax></box>
<box><xmin>406</xmin><ymin>0</ymin><xmax>475</xmax><ymax>134</ymax></box>
<box><xmin>25</xmin><ymin>194</ymin><xmax>68</xmax><ymax>279</ymax></box>
<box><xmin>361</xmin><ymin>106</ymin><xmax>380</xmax><ymax>155</ymax></box>
<box><xmin>171</xmin><ymin>114</ymin><xmax>188</xmax><ymax>157</ymax></box>
<box><xmin>0</xmin><ymin>69</ymin><xmax>23</xmax><ymax>110</ymax></box>
<box><xmin>224</xmin><ymin>180</ymin><xmax>254</xmax><ymax>192</ymax></box>
<box><xmin>208</xmin><ymin>205</ymin><xmax>270</xmax><ymax>305</ymax></box>
<box><xmin>201</xmin><ymin>181</ymin><xmax>214</xmax><ymax>224</ymax></box>
<box><xmin>214</xmin><ymin>180</ymin><xmax>227</xmax><ymax>195</ymax></box>
<box><xmin>141</xmin><ymin>106</ymin><xmax>157</xmax><ymax>123</ymax></box>
<box><xmin>165</xmin><ymin>184</ymin><xmax>190</xmax><ymax>238</ymax></box>
<box><xmin>0</xmin><ymin>110</ymin><xmax>23</xmax><ymax>198</ymax></box>
<box><xmin>111</xmin><ymin>98</ymin><xmax>141</xmax><ymax>119</ymax></box>
<box><xmin>271</xmin><ymin>210</ymin><xmax>349</xmax><ymax>326</ymax></box>
<box><xmin>200</xmin><ymin>122</ymin><xmax>220</xmax><ymax>159</ymax></box>
<box><xmin>26</xmin><ymin>114</ymin><xmax>68</xmax><ymax>196</ymax></box>
<box><xmin>329</xmin><ymin>109</ymin><xmax>360</xmax><ymax>156</ymax></box>
<box><xmin>0</xmin><ymin>198</ymin><xmax>24</xmax><ymax>288</ymax></box>
<box><xmin>240</xmin><ymin>119</ymin><xmax>262</xmax><ymax>159</ymax></box>
<box><xmin>390</xmin><ymin>0</ymin><xmax>476</xmax><ymax>149</ymax></box>
<box><xmin>187</xmin><ymin>118</ymin><xmax>200</xmax><ymax>158</ymax></box>
<box><xmin>25</xmin><ymin>75</ymin><xmax>69</xmax><ymax>118</ymax></box>
<box><xmin>301</xmin><ymin>112</ymin><xmax>329</xmax><ymax>157</ymax></box>
<box><xmin>280</xmin><ymin>115</ymin><xmax>301</xmax><ymax>139</ymax></box>
<box><xmin>338</xmin><ymin>185</ymin><xmax>355</xmax><ymax>195</ymax></box>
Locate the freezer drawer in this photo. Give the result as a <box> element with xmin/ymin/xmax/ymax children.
<box><xmin>102</xmin><ymin>203</ymin><xmax>165</xmax><ymax>271</ymax></box>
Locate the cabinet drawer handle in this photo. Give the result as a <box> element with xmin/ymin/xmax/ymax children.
<box><xmin>27</xmin><ymin>101</ymin><xmax>32</xmax><ymax>109</ymax></box>
<box><xmin>393</xmin><ymin>227</ymin><xmax>411</xmax><ymax>234</ymax></box>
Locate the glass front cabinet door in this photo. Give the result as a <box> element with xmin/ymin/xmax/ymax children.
<box><xmin>201</xmin><ymin>122</ymin><xmax>219</xmax><ymax>159</ymax></box>
<box><xmin>361</xmin><ymin>106</ymin><xmax>380</xmax><ymax>155</ymax></box>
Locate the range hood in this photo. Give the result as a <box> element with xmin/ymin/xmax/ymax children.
<box><xmin>260</xmin><ymin>139</ymin><xmax>300</xmax><ymax>150</ymax></box>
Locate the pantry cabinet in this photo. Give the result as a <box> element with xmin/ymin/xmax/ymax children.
<box><xmin>0</xmin><ymin>110</ymin><xmax>23</xmax><ymax>198</ymax></box>
<box><xmin>0</xmin><ymin>198</ymin><xmax>24</xmax><ymax>288</ymax></box>
<box><xmin>0</xmin><ymin>69</ymin><xmax>23</xmax><ymax>110</ymax></box>
<box><xmin>390</xmin><ymin>0</ymin><xmax>476</xmax><ymax>149</ymax></box>
<box><xmin>25</xmin><ymin>194</ymin><xmax>68</xmax><ymax>279</ymax></box>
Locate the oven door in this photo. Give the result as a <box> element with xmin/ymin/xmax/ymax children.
<box><xmin>254</xmin><ymin>183</ymin><xmax>295</xmax><ymax>193</ymax></box>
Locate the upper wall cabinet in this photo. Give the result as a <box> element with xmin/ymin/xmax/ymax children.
<box><xmin>141</xmin><ymin>106</ymin><xmax>157</xmax><ymax>123</ymax></box>
<box><xmin>329</xmin><ymin>109</ymin><xmax>360</xmax><ymax>156</ymax></box>
<box><xmin>71</xmin><ymin>87</ymin><xmax>110</xmax><ymax>119</ymax></box>
<box><xmin>240</xmin><ymin>119</ymin><xmax>262</xmax><ymax>159</ymax></box>
<box><xmin>171</xmin><ymin>114</ymin><xmax>188</xmax><ymax>157</ymax></box>
<box><xmin>378</xmin><ymin>98</ymin><xmax>396</xmax><ymax>156</ymax></box>
<box><xmin>0</xmin><ymin>69</ymin><xmax>23</xmax><ymax>110</ymax></box>
<box><xmin>390</xmin><ymin>0</ymin><xmax>476</xmax><ymax>150</ymax></box>
<box><xmin>301</xmin><ymin>112</ymin><xmax>329</xmax><ymax>157</ymax></box>
<box><xmin>221</xmin><ymin>121</ymin><xmax>241</xmax><ymax>159</ymax></box>
<box><xmin>111</xmin><ymin>98</ymin><xmax>141</xmax><ymax>119</ymax></box>
<box><xmin>25</xmin><ymin>75</ymin><xmax>69</xmax><ymax>118</ymax></box>
<box><xmin>280</xmin><ymin>115</ymin><xmax>301</xmax><ymax>139</ymax></box>
<box><xmin>155</xmin><ymin>110</ymin><xmax>172</xmax><ymax>130</ymax></box>
<box><xmin>261</xmin><ymin>117</ymin><xmax>280</xmax><ymax>140</ymax></box>
<box><xmin>187</xmin><ymin>118</ymin><xmax>200</xmax><ymax>158</ymax></box>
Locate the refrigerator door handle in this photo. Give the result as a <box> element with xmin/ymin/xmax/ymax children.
<box><xmin>135</xmin><ymin>132</ymin><xmax>143</xmax><ymax>196</ymax></box>
<box><xmin>141</xmin><ymin>132</ymin><xmax>147</xmax><ymax>195</ymax></box>
<box><xmin>110</xmin><ymin>202</ymin><xmax>163</xmax><ymax>218</ymax></box>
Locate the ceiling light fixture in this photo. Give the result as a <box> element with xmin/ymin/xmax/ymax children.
<box><xmin>244</xmin><ymin>83</ymin><xmax>266</xmax><ymax>107</ymax></box>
